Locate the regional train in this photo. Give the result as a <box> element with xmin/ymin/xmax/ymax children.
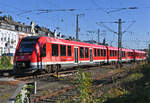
<box><xmin>13</xmin><ymin>36</ymin><xmax>146</xmax><ymax>72</ymax></box>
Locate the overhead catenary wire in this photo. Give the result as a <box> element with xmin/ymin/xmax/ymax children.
<box><xmin>15</xmin><ymin>6</ymin><xmax>150</xmax><ymax>16</ymax></box>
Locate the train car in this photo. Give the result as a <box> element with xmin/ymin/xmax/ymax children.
<box><xmin>124</xmin><ymin>48</ymin><xmax>134</xmax><ymax>62</ymax></box>
<box><xmin>134</xmin><ymin>50</ymin><xmax>146</xmax><ymax>61</ymax></box>
<box><xmin>107</xmin><ymin>47</ymin><xmax>133</xmax><ymax>63</ymax></box>
<box><xmin>13</xmin><ymin>36</ymin><xmax>107</xmax><ymax>72</ymax></box>
<box><xmin>107</xmin><ymin>46</ymin><xmax>118</xmax><ymax>62</ymax></box>
<box><xmin>13</xmin><ymin>36</ymin><xmax>147</xmax><ymax>72</ymax></box>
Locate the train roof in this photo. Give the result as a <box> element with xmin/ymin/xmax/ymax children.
<box><xmin>134</xmin><ymin>50</ymin><xmax>146</xmax><ymax>53</ymax></box>
<box><xmin>38</xmin><ymin>36</ymin><xmax>107</xmax><ymax>49</ymax></box>
<box><xmin>107</xmin><ymin>46</ymin><xmax>118</xmax><ymax>50</ymax></box>
<box><xmin>22</xmin><ymin>36</ymin><xmax>41</xmax><ymax>40</ymax></box>
<box><xmin>22</xmin><ymin>36</ymin><xmax>146</xmax><ymax>54</ymax></box>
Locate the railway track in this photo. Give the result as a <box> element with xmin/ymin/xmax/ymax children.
<box><xmin>0</xmin><ymin>63</ymin><xmax>128</xmax><ymax>85</ymax></box>
<box><xmin>31</xmin><ymin>64</ymin><xmax>130</xmax><ymax>103</ymax></box>
<box><xmin>0</xmin><ymin>63</ymin><xmax>138</xmax><ymax>103</ymax></box>
<box><xmin>13</xmin><ymin>65</ymin><xmax>101</xmax><ymax>81</ymax></box>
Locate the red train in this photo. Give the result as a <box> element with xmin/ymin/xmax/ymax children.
<box><xmin>13</xmin><ymin>36</ymin><xmax>146</xmax><ymax>72</ymax></box>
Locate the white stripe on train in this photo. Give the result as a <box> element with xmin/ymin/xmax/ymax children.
<box><xmin>30</xmin><ymin>58</ymin><xmax>145</xmax><ymax>66</ymax></box>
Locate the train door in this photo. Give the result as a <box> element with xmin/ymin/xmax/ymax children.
<box><xmin>74</xmin><ymin>47</ymin><xmax>78</xmax><ymax>63</ymax></box>
<box><xmin>106</xmin><ymin>47</ymin><xmax>109</xmax><ymax>64</ymax></box>
<box><xmin>90</xmin><ymin>48</ymin><xmax>93</xmax><ymax>62</ymax></box>
<box><xmin>40</xmin><ymin>44</ymin><xmax>46</xmax><ymax>69</ymax></box>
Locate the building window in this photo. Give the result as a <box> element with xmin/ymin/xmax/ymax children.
<box><xmin>85</xmin><ymin>48</ymin><xmax>89</xmax><ymax>58</ymax></box>
<box><xmin>80</xmin><ymin>47</ymin><xmax>84</xmax><ymax>58</ymax></box>
<box><xmin>18</xmin><ymin>27</ymin><xmax>22</xmax><ymax>31</ymax></box>
<box><xmin>60</xmin><ymin>45</ymin><xmax>66</xmax><ymax>56</ymax></box>
<box><xmin>4</xmin><ymin>37</ymin><xmax>6</xmax><ymax>41</ymax></box>
<box><xmin>22</xmin><ymin>27</ymin><xmax>26</xmax><ymax>32</ymax></box>
<box><xmin>68</xmin><ymin>46</ymin><xmax>72</xmax><ymax>56</ymax></box>
<box><xmin>9</xmin><ymin>25</ymin><xmax>15</xmax><ymax>30</ymax></box>
<box><xmin>27</xmin><ymin>28</ymin><xmax>31</xmax><ymax>33</ymax></box>
<box><xmin>52</xmin><ymin>44</ymin><xmax>58</xmax><ymax>56</ymax></box>
<box><xmin>97</xmin><ymin>49</ymin><xmax>100</xmax><ymax>56</ymax></box>
<box><xmin>15</xmin><ymin>25</ymin><xmax>19</xmax><ymax>31</ymax></box>
<box><xmin>1</xmin><ymin>23</ymin><xmax>7</xmax><ymax>29</ymax></box>
<box><xmin>94</xmin><ymin>48</ymin><xmax>97</xmax><ymax>57</ymax></box>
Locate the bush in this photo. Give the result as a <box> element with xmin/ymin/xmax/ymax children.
<box><xmin>77</xmin><ymin>71</ymin><xmax>93</xmax><ymax>103</ymax></box>
<box><xmin>0</xmin><ymin>56</ymin><xmax>13</xmax><ymax>69</ymax></box>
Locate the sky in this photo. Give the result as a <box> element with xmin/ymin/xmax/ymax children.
<box><xmin>0</xmin><ymin>0</ymin><xmax>150</xmax><ymax>49</ymax></box>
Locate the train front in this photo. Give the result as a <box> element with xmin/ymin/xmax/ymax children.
<box><xmin>13</xmin><ymin>36</ymin><xmax>40</xmax><ymax>72</ymax></box>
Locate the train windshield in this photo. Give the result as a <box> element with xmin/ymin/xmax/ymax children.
<box><xmin>17</xmin><ymin>41</ymin><xmax>37</xmax><ymax>53</ymax></box>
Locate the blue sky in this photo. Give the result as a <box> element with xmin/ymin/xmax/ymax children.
<box><xmin>0</xmin><ymin>0</ymin><xmax>150</xmax><ymax>49</ymax></box>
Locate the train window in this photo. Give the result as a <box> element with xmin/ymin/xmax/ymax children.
<box><xmin>52</xmin><ymin>44</ymin><xmax>58</xmax><ymax>56</ymax></box>
<box><xmin>124</xmin><ymin>52</ymin><xmax>125</xmax><ymax>57</ymax></box>
<box><xmin>68</xmin><ymin>46</ymin><xmax>72</xmax><ymax>56</ymax></box>
<box><xmin>104</xmin><ymin>49</ymin><xmax>106</xmax><ymax>56</ymax></box>
<box><xmin>80</xmin><ymin>47</ymin><xmax>84</xmax><ymax>58</ymax></box>
<box><xmin>128</xmin><ymin>52</ymin><xmax>131</xmax><ymax>56</ymax></box>
<box><xmin>121</xmin><ymin>51</ymin><xmax>123</xmax><ymax>57</ymax></box>
<box><xmin>112</xmin><ymin>50</ymin><xmax>115</xmax><ymax>56</ymax></box>
<box><xmin>110</xmin><ymin>50</ymin><xmax>112</xmax><ymax>56</ymax></box>
<box><xmin>128</xmin><ymin>52</ymin><xmax>129</xmax><ymax>56</ymax></box>
<box><xmin>115</xmin><ymin>50</ymin><xmax>117</xmax><ymax>56</ymax></box>
<box><xmin>97</xmin><ymin>49</ymin><xmax>100</xmax><ymax>56</ymax></box>
<box><xmin>60</xmin><ymin>45</ymin><xmax>66</xmax><ymax>56</ymax></box>
<box><xmin>85</xmin><ymin>48</ymin><xmax>89</xmax><ymax>58</ymax></box>
<box><xmin>94</xmin><ymin>48</ymin><xmax>97</xmax><ymax>57</ymax></box>
<box><xmin>123</xmin><ymin>52</ymin><xmax>125</xmax><ymax>57</ymax></box>
<box><xmin>40</xmin><ymin>44</ymin><xmax>46</xmax><ymax>57</ymax></box>
<box><xmin>121</xmin><ymin>51</ymin><xmax>125</xmax><ymax>57</ymax></box>
<box><xmin>129</xmin><ymin>52</ymin><xmax>131</xmax><ymax>56</ymax></box>
<box><xmin>101</xmin><ymin>49</ymin><xmax>104</xmax><ymax>56</ymax></box>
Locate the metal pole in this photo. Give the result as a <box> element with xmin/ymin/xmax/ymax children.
<box><xmin>34</xmin><ymin>81</ymin><xmax>37</xmax><ymax>94</ymax></box>
<box><xmin>98</xmin><ymin>29</ymin><xmax>100</xmax><ymax>43</ymax></box>
<box><xmin>76</xmin><ymin>14</ymin><xmax>79</xmax><ymax>40</ymax></box>
<box><xmin>118</xmin><ymin>18</ymin><xmax>122</xmax><ymax>65</ymax></box>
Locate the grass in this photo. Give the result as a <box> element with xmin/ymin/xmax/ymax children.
<box><xmin>42</xmin><ymin>90</ymin><xmax>49</xmax><ymax>96</ymax></box>
<box><xmin>55</xmin><ymin>62</ymin><xmax>150</xmax><ymax>103</ymax></box>
<box><xmin>97</xmin><ymin>63</ymin><xmax>150</xmax><ymax>103</ymax></box>
<box><xmin>0</xmin><ymin>93</ymin><xmax>11</xmax><ymax>99</ymax></box>
<box><xmin>123</xmin><ymin>73</ymin><xmax>143</xmax><ymax>82</ymax></box>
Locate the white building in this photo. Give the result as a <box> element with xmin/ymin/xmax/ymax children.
<box><xmin>0</xmin><ymin>17</ymin><xmax>32</xmax><ymax>56</ymax></box>
<box><xmin>0</xmin><ymin>28</ymin><xmax>18</xmax><ymax>55</ymax></box>
<box><xmin>0</xmin><ymin>16</ymin><xmax>53</xmax><ymax>56</ymax></box>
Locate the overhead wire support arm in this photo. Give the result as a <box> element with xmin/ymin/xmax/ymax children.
<box><xmin>96</xmin><ymin>19</ymin><xmax>134</xmax><ymax>66</ymax></box>
<box><xmin>96</xmin><ymin>22</ymin><xmax>118</xmax><ymax>34</ymax></box>
<box><xmin>122</xmin><ymin>21</ymin><xmax>136</xmax><ymax>34</ymax></box>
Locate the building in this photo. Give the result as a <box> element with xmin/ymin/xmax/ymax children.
<box><xmin>0</xmin><ymin>16</ymin><xmax>53</xmax><ymax>56</ymax></box>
